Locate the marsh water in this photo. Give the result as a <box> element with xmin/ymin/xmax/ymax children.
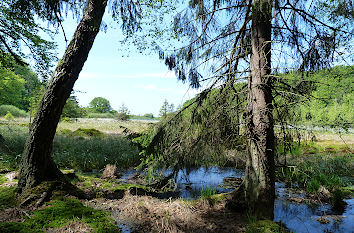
<box><xmin>120</xmin><ymin>166</ymin><xmax>354</xmax><ymax>233</ymax></box>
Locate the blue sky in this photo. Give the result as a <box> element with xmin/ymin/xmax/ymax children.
<box><xmin>51</xmin><ymin>13</ymin><xmax>199</xmax><ymax>116</ymax></box>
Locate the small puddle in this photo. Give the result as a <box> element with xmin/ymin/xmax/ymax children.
<box><xmin>275</xmin><ymin>182</ymin><xmax>354</xmax><ymax>233</ymax></box>
<box><xmin>175</xmin><ymin>166</ymin><xmax>244</xmax><ymax>199</ymax></box>
<box><xmin>118</xmin><ymin>166</ymin><xmax>353</xmax><ymax>233</ymax></box>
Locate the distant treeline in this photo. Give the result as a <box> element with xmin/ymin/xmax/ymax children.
<box><xmin>1</xmin><ymin>55</ymin><xmax>352</xmax><ymax>128</ymax></box>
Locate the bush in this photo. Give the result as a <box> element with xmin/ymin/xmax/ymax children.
<box><xmin>0</xmin><ymin>105</ymin><xmax>26</xmax><ymax>117</ymax></box>
<box><xmin>4</xmin><ymin>112</ymin><xmax>14</xmax><ymax>121</ymax></box>
<box><xmin>116</xmin><ymin>112</ymin><xmax>130</xmax><ymax>121</ymax></box>
<box><xmin>143</xmin><ymin>113</ymin><xmax>154</xmax><ymax>118</ymax></box>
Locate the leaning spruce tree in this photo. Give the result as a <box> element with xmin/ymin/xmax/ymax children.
<box><xmin>125</xmin><ymin>0</ymin><xmax>353</xmax><ymax>218</ymax></box>
<box><xmin>17</xmin><ymin>0</ymin><xmax>141</xmax><ymax>192</ymax></box>
<box><xmin>18</xmin><ymin>0</ymin><xmax>108</xmax><ymax>192</ymax></box>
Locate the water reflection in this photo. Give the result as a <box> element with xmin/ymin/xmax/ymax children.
<box><xmin>175</xmin><ymin>166</ymin><xmax>244</xmax><ymax>198</ymax></box>
<box><xmin>119</xmin><ymin>166</ymin><xmax>353</xmax><ymax>233</ymax></box>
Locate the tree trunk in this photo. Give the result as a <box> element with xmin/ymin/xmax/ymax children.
<box><xmin>18</xmin><ymin>0</ymin><xmax>107</xmax><ymax>192</ymax></box>
<box><xmin>245</xmin><ymin>0</ymin><xmax>275</xmax><ymax>219</ymax></box>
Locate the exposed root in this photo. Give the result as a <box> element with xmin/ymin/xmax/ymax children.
<box><xmin>18</xmin><ymin>181</ymin><xmax>85</xmax><ymax>208</ymax></box>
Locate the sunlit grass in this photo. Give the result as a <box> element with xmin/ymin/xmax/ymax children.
<box><xmin>0</xmin><ymin>119</ymin><xmax>147</xmax><ymax>171</ymax></box>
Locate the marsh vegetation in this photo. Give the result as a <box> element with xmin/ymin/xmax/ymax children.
<box><xmin>0</xmin><ymin>0</ymin><xmax>353</xmax><ymax>232</ymax></box>
<box><xmin>0</xmin><ymin>115</ymin><xmax>353</xmax><ymax>232</ymax></box>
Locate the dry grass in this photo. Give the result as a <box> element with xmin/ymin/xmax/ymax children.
<box><xmin>85</xmin><ymin>192</ymin><xmax>246</xmax><ymax>233</ymax></box>
<box><xmin>0</xmin><ymin>117</ymin><xmax>153</xmax><ymax>134</ymax></box>
<box><xmin>46</xmin><ymin>222</ymin><xmax>92</xmax><ymax>233</ymax></box>
<box><xmin>58</xmin><ymin>118</ymin><xmax>153</xmax><ymax>134</ymax></box>
<box><xmin>314</xmin><ymin>132</ymin><xmax>354</xmax><ymax>144</ymax></box>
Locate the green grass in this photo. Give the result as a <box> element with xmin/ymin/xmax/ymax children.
<box><xmin>0</xmin><ymin>198</ymin><xmax>119</xmax><ymax>233</ymax></box>
<box><xmin>200</xmin><ymin>186</ymin><xmax>217</xmax><ymax>199</ymax></box>
<box><xmin>0</xmin><ymin>122</ymin><xmax>142</xmax><ymax>171</ymax></box>
<box><xmin>277</xmin><ymin>153</ymin><xmax>353</xmax><ymax>199</ymax></box>
<box><xmin>53</xmin><ymin>134</ymin><xmax>140</xmax><ymax>171</ymax></box>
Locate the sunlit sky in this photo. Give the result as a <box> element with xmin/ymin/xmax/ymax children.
<box><xmin>50</xmin><ymin>12</ymin><xmax>199</xmax><ymax>116</ymax></box>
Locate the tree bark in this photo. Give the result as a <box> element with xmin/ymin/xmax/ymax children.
<box><xmin>18</xmin><ymin>0</ymin><xmax>107</xmax><ymax>192</ymax></box>
<box><xmin>245</xmin><ymin>0</ymin><xmax>275</xmax><ymax>219</ymax></box>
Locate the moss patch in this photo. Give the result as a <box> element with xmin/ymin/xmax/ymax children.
<box><xmin>0</xmin><ymin>186</ymin><xmax>17</xmax><ymax>210</ymax></box>
<box><xmin>73</xmin><ymin>128</ymin><xmax>104</xmax><ymax>137</ymax></box>
<box><xmin>0</xmin><ymin>198</ymin><xmax>119</xmax><ymax>233</ymax></box>
<box><xmin>246</xmin><ymin>220</ymin><xmax>289</xmax><ymax>233</ymax></box>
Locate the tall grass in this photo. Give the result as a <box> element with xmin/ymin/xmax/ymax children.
<box><xmin>200</xmin><ymin>186</ymin><xmax>217</xmax><ymax>198</ymax></box>
<box><xmin>53</xmin><ymin>134</ymin><xmax>140</xmax><ymax>171</ymax></box>
<box><xmin>277</xmin><ymin>153</ymin><xmax>353</xmax><ymax>193</ymax></box>
<box><xmin>0</xmin><ymin>124</ymin><xmax>141</xmax><ymax>171</ymax></box>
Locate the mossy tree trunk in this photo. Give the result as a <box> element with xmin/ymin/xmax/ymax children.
<box><xmin>245</xmin><ymin>0</ymin><xmax>275</xmax><ymax>219</ymax></box>
<box><xmin>18</xmin><ymin>0</ymin><xmax>107</xmax><ymax>192</ymax></box>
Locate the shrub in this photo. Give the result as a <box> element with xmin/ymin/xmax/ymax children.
<box><xmin>116</xmin><ymin>112</ymin><xmax>130</xmax><ymax>121</ymax></box>
<box><xmin>4</xmin><ymin>112</ymin><xmax>14</xmax><ymax>121</ymax></box>
<box><xmin>143</xmin><ymin>113</ymin><xmax>154</xmax><ymax>118</ymax></box>
<box><xmin>0</xmin><ymin>105</ymin><xmax>26</xmax><ymax>117</ymax></box>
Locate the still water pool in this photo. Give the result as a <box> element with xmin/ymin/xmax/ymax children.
<box><xmin>120</xmin><ymin>166</ymin><xmax>353</xmax><ymax>233</ymax></box>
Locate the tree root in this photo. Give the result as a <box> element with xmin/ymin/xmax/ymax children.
<box><xmin>225</xmin><ymin>182</ymin><xmax>248</xmax><ymax>213</ymax></box>
<box><xmin>18</xmin><ymin>180</ymin><xmax>85</xmax><ymax>208</ymax></box>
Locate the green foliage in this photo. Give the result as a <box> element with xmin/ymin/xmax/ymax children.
<box><xmin>4</xmin><ymin>111</ymin><xmax>14</xmax><ymax>121</ymax></box>
<box><xmin>27</xmin><ymin>84</ymin><xmax>46</xmax><ymax>117</ymax></box>
<box><xmin>2</xmin><ymin>59</ymin><xmax>44</xmax><ymax>117</ymax></box>
<box><xmin>62</xmin><ymin>95</ymin><xmax>86</xmax><ymax>118</ymax></box>
<box><xmin>12</xmin><ymin>61</ymin><xmax>41</xmax><ymax>111</ymax></box>
<box><xmin>0</xmin><ymin>198</ymin><xmax>119</xmax><ymax>232</ymax></box>
<box><xmin>0</xmin><ymin>64</ymin><xmax>26</xmax><ymax>108</ymax></box>
<box><xmin>143</xmin><ymin>113</ymin><xmax>154</xmax><ymax>118</ymax></box>
<box><xmin>281</xmin><ymin>66</ymin><xmax>354</xmax><ymax>129</ymax></box>
<box><xmin>0</xmin><ymin>1</ymin><xmax>56</xmax><ymax>76</ymax></box>
<box><xmin>159</xmin><ymin>99</ymin><xmax>174</xmax><ymax>118</ymax></box>
<box><xmin>89</xmin><ymin>97</ymin><xmax>112</xmax><ymax>113</ymax></box>
<box><xmin>136</xmin><ymin>82</ymin><xmax>246</xmax><ymax>173</ymax></box>
<box><xmin>0</xmin><ymin>105</ymin><xmax>26</xmax><ymax>117</ymax></box>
